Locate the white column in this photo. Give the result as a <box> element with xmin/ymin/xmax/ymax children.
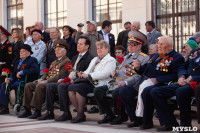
<box><xmin>122</xmin><ymin>0</ymin><xmax>151</xmax><ymax>34</ymax></box>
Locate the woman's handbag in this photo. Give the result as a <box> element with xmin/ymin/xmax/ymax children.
<box><xmin>73</xmin><ymin>78</ymin><xmax>91</xmax><ymax>84</ymax></box>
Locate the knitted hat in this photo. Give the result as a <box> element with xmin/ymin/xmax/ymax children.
<box><xmin>186</xmin><ymin>40</ymin><xmax>198</xmax><ymax>49</ymax></box>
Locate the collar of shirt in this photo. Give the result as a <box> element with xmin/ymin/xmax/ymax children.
<box><xmin>30</xmin><ymin>40</ymin><xmax>41</xmax><ymax>46</ymax></box>
<box><xmin>79</xmin><ymin>52</ymin><xmax>86</xmax><ymax>57</ymax></box>
<box><xmin>52</xmin><ymin>38</ymin><xmax>58</xmax><ymax>42</ymax></box>
<box><xmin>1</xmin><ymin>40</ymin><xmax>6</xmax><ymax>44</ymax></box>
<box><xmin>128</xmin><ymin>53</ymin><xmax>135</xmax><ymax>56</ymax></box>
<box><xmin>150</xmin><ymin>29</ymin><xmax>156</xmax><ymax>34</ymax></box>
<box><xmin>42</xmin><ymin>30</ymin><xmax>45</xmax><ymax>33</ymax></box>
<box><xmin>102</xmin><ymin>30</ymin><xmax>109</xmax><ymax>43</ymax></box>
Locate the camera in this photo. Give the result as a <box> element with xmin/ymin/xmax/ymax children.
<box><xmin>77</xmin><ymin>23</ymin><xmax>84</xmax><ymax>27</ymax></box>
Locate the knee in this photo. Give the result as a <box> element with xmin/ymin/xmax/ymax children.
<box><xmin>194</xmin><ymin>85</ymin><xmax>200</xmax><ymax>94</ymax></box>
<box><xmin>150</xmin><ymin>88</ymin><xmax>158</xmax><ymax>98</ymax></box>
<box><xmin>68</xmin><ymin>91</ymin><xmax>75</xmax><ymax>97</ymax></box>
<box><xmin>58</xmin><ymin>83</ymin><xmax>68</xmax><ymax>92</ymax></box>
<box><xmin>93</xmin><ymin>87</ymin><xmax>100</xmax><ymax>96</ymax></box>
<box><xmin>119</xmin><ymin>87</ymin><xmax>126</xmax><ymax>98</ymax></box>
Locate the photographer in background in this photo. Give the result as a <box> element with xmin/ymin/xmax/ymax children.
<box><xmin>75</xmin><ymin>20</ymin><xmax>103</xmax><ymax>57</ymax></box>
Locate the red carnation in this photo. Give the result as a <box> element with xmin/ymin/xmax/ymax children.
<box><xmin>190</xmin><ymin>81</ymin><xmax>198</xmax><ymax>89</ymax></box>
<box><xmin>43</xmin><ymin>68</ymin><xmax>50</xmax><ymax>73</ymax></box>
<box><xmin>63</xmin><ymin>77</ymin><xmax>72</xmax><ymax>85</ymax></box>
<box><xmin>65</xmin><ymin>63</ymin><xmax>73</xmax><ymax>73</ymax></box>
<box><xmin>116</xmin><ymin>56</ymin><xmax>124</xmax><ymax>65</ymax></box>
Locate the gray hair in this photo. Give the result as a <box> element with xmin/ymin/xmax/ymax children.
<box><xmin>193</xmin><ymin>32</ymin><xmax>200</xmax><ymax>39</ymax></box>
<box><xmin>96</xmin><ymin>40</ymin><xmax>110</xmax><ymax>50</ymax></box>
<box><xmin>159</xmin><ymin>35</ymin><xmax>173</xmax><ymax>47</ymax></box>
<box><xmin>150</xmin><ymin>44</ymin><xmax>158</xmax><ymax>50</ymax></box>
<box><xmin>132</xmin><ymin>21</ymin><xmax>141</xmax><ymax>28</ymax></box>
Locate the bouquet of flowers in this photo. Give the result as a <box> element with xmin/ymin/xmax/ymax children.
<box><xmin>2</xmin><ymin>68</ymin><xmax>11</xmax><ymax>93</ymax></box>
<box><xmin>62</xmin><ymin>77</ymin><xmax>72</xmax><ymax>85</ymax></box>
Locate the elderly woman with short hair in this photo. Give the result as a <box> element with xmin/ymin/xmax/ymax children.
<box><xmin>68</xmin><ymin>40</ymin><xmax>116</xmax><ymax>123</ymax></box>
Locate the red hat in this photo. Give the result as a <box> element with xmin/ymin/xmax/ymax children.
<box><xmin>0</xmin><ymin>25</ymin><xmax>11</xmax><ymax>36</ymax></box>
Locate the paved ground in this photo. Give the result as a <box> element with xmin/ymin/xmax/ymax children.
<box><xmin>0</xmin><ymin>92</ymin><xmax>200</xmax><ymax>133</ymax></box>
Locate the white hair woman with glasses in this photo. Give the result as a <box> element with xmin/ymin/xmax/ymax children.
<box><xmin>68</xmin><ymin>40</ymin><xmax>116</xmax><ymax>123</ymax></box>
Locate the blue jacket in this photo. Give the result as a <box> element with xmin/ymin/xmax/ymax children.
<box><xmin>137</xmin><ymin>50</ymin><xmax>185</xmax><ymax>84</ymax></box>
<box><xmin>179</xmin><ymin>48</ymin><xmax>200</xmax><ymax>82</ymax></box>
<box><xmin>11</xmin><ymin>56</ymin><xmax>40</xmax><ymax>82</ymax></box>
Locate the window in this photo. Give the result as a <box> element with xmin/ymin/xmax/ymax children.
<box><xmin>44</xmin><ymin>0</ymin><xmax>67</xmax><ymax>30</ymax></box>
<box><xmin>7</xmin><ymin>0</ymin><xmax>24</xmax><ymax>32</ymax></box>
<box><xmin>92</xmin><ymin>0</ymin><xmax>122</xmax><ymax>40</ymax></box>
<box><xmin>152</xmin><ymin>0</ymin><xmax>199</xmax><ymax>52</ymax></box>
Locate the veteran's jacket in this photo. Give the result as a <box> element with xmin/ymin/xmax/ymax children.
<box><xmin>11</xmin><ymin>56</ymin><xmax>40</xmax><ymax>82</ymax></box>
<box><xmin>137</xmin><ymin>49</ymin><xmax>185</xmax><ymax>84</ymax></box>
<box><xmin>0</xmin><ymin>39</ymin><xmax>13</xmax><ymax>70</ymax></box>
<box><xmin>41</xmin><ymin>55</ymin><xmax>70</xmax><ymax>83</ymax></box>
<box><xmin>178</xmin><ymin>48</ymin><xmax>200</xmax><ymax>82</ymax></box>
<box><xmin>84</xmin><ymin>53</ymin><xmax>116</xmax><ymax>87</ymax></box>
<box><xmin>113</xmin><ymin>50</ymin><xmax>149</xmax><ymax>88</ymax></box>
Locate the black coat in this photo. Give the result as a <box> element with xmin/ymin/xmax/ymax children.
<box><xmin>11</xmin><ymin>56</ymin><xmax>40</xmax><ymax>82</ymax></box>
<box><xmin>98</xmin><ymin>30</ymin><xmax>115</xmax><ymax>57</ymax></box>
<box><xmin>116</xmin><ymin>29</ymin><xmax>130</xmax><ymax>50</ymax></box>
<box><xmin>12</xmin><ymin>40</ymin><xmax>24</xmax><ymax>65</ymax></box>
<box><xmin>0</xmin><ymin>40</ymin><xmax>13</xmax><ymax>70</ymax></box>
<box><xmin>41</xmin><ymin>31</ymin><xmax>50</xmax><ymax>44</ymax></box>
<box><xmin>63</xmin><ymin>37</ymin><xmax>77</xmax><ymax>59</ymax></box>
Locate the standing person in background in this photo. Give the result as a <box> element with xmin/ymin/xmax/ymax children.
<box><xmin>34</xmin><ymin>22</ymin><xmax>50</xmax><ymax>44</ymax></box>
<box><xmin>28</xmin><ymin>29</ymin><xmax>47</xmax><ymax>76</ymax></box>
<box><xmin>124</xmin><ymin>21</ymin><xmax>131</xmax><ymax>30</ymax></box>
<box><xmin>62</xmin><ymin>25</ymin><xmax>77</xmax><ymax>59</ymax></box>
<box><xmin>75</xmin><ymin>20</ymin><xmax>103</xmax><ymax>57</ymax></box>
<box><xmin>145</xmin><ymin>21</ymin><xmax>162</xmax><ymax>47</ymax></box>
<box><xmin>46</xmin><ymin>27</ymin><xmax>60</xmax><ymax>68</ymax></box>
<box><xmin>71</xmin><ymin>29</ymin><xmax>78</xmax><ymax>39</ymax></box>
<box><xmin>24</xmin><ymin>26</ymin><xmax>33</xmax><ymax>44</ymax></box>
<box><xmin>11</xmin><ymin>28</ymin><xmax>24</xmax><ymax>65</ymax></box>
<box><xmin>98</xmin><ymin>20</ymin><xmax>115</xmax><ymax>57</ymax></box>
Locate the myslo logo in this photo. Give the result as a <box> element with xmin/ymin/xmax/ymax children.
<box><xmin>172</xmin><ymin>126</ymin><xmax>198</xmax><ymax>132</ymax></box>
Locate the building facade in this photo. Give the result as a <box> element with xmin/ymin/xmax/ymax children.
<box><xmin>0</xmin><ymin>0</ymin><xmax>199</xmax><ymax>52</ymax></box>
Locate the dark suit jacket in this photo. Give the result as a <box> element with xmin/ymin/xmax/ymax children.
<box><xmin>71</xmin><ymin>51</ymin><xmax>94</xmax><ymax>72</ymax></box>
<box><xmin>41</xmin><ymin>31</ymin><xmax>50</xmax><ymax>44</ymax></box>
<box><xmin>63</xmin><ymin>37</ymin><xmax>77</xmax><ymax>59</ymax></box>
<box><xmin>98</xmin><ymin>30</ymin><xmax>115</xmax><ymax>57</ymax></box>
<box><xmin>11</xmin><ymin>56</ymin><xmax>40</xmax><ymax>82</ymax></box>
<box><xmin>12</xmin><ymin>41</ymin><xmax>24</xmax><ymax>65</ymax></box>
<box><xmin>46</xmin><ymin>39</ymin><xmax>58</xmax><ymax>68</ymax></box>
<box><xmin>116</xmin><ymin>29</ymin><xmax>130</xmax><ymax>50</ymax></box>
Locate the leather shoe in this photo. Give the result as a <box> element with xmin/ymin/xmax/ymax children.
<box><xmin>110</xmin><ymin>115</ymin><xmax>128</xmax><ymax>125</ymax></box>
<box><xmin>97</xmin><ymin>114</ymin><xmax>116</xmax><ymax>124</ymax></box>
<box><xmin>157</xmin><ymin>125</ymin><xmax>173</xmax><ymax>131</ymax></box>
<box><xmin>71</xmin><ymin>114</ymin><xmax>86</xmax><ymax>123</ymax></box>
<box><xmin>38</xmin><ymin>111</ymin><xmax>54</xmax><ymax>120</ymax></box>
<box><xmin>73</xmin><ymin>107</ymin><xmax>87</xmax><ymax>112</ymax></box>
<box><xmin>87</xmin><ymin>106</ymin><xmax>99</xmax><ymax>113</ymax></box>
<box><xmin>127</xmin><ymin>120</ymin><xmax>143</xmax><ymax>128</ymax></box>
<box><xmin>29</xmin><ymin>110</ymin><xmax>41</xmax><ymax>119</ymax></box>
<box><xmin>0</xmin><ymin>107</ymin><xmax>9</xmax><ymax>115</ymax></box>
<box><xmin>140</xmin><ymin>122</ymin><xmax>153</xmax><ymax>130</ymax></box>
<box><xmin>55</xmin><ymin>112</ymin><xmax>72</xmax><ymax>121</ymax></box>
<box><xmin>18</xmin><ymin>110</ymin><xmax>32</xmax><ymax>118</ymax></box>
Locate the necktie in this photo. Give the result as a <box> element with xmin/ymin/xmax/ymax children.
<box><xmin>127</xmin><ymin>54</ymin><xmax>132</xmax><ymax>59</ymax></box>
<box><xmin>74</xmin><ymin>55</ymin><xmax>82</xmax><ymax>70</ymax></box>
<box><xmin>48</xmin><ymin>40</ymin><xmax>53</xmax><ymax>51</ymax></box>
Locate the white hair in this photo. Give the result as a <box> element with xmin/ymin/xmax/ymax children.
<box><xmin>159</xmin><ymin>36</ymin><xmax>173</xmax><ymax>47</ymax></box>
<box><xmin>132</xmin><ymin>21</ymin><xmax>141</xmax><ymax>28</ymax></box>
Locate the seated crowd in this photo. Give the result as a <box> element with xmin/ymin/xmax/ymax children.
<box><xmin>0</xmin><ymin>19</ymin><xmax>200</xmax><ymax>132</ymax></box>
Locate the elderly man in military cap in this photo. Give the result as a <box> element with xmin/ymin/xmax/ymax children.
<box><xmin>0</xmin><ymin>26</ymin><xmax>13</xmax><ymax>84</ymax></box>
<box><xmin>27</xmin><ymin>29</ymin><xmax>47</xmax><ymax>76</ymax></box>
<box><xmin>0</xmin><ymin>44</ymin><xmax>40</xmax><ymax>114</ymax></box>
<box><xmin>18</xmin><ymin>39</ymin><xmax>71</xmax><ymax>119</ymax></box>
<box><xmin>94</xmin><ymin>31</ymin><xmax>149</xmax><ymax>125</ymax></box>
